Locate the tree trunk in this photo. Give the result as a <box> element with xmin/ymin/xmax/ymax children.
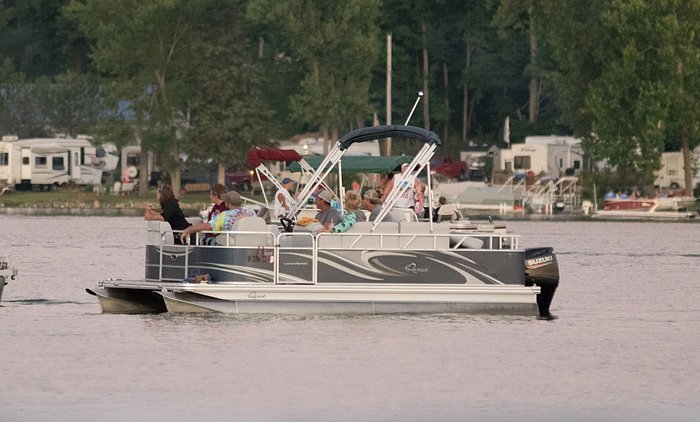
<box><xmin>421</xmin><ymin>21</ymin><xmax>430</xmax><ymax>131</ymax></box>
<box><xmin>462</xmin><ymin>43</ymin><xmax>472</xmax><ymax>143</ymax></box>
<box><xmin>322</xmin><ymin>127</ymin><xmax>329</xmax><ymax>155</ymax></box>
<box><xmin>681</xmin><ymin>136</ymin><xmax>693</xmax><ymax>196</ymax></box>
<box><xmin>218</xmin><ymin>162</ymin><xmax>226</xmax><ymax>185</ymax></box>
<box><xmin>443</xmin><ymin>62</ymin><xmax>449</xmax><ymax>143</ymax></box>
<box><xmin>138</xmin><ymin>150</ymin><xmax>149</xmax><ymax>195</ymax></box>
<box><xmin>528</xmin><ymin>5</ymin><xmax>539</xmax><ymax>123</ymax></box>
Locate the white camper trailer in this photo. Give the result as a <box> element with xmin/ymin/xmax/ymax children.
<box><xmin>0</xmin><ymin>135</ymin><xmax>118</xmax><ymax>190</ymax></box>
<box><xmin>496</xmin><ymin>136</ymin><xmax>583</xmax><ymax>178</ymax></box>
<box><xmin>655</xmin><ymin>150</ymin><xmax>700</xmax><ymax>189</ymax></box>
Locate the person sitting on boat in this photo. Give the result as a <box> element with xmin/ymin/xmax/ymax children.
<box><xmin>604</xmin><ymin>188</ymin><xmax>616</xmax><ymax>200</ymax></box>
<box><xmin>321</xmin><ymin>190</ymin><xmax>366</xmax><ymax>233</ymax></box>
<box><xmin>620</xmin><ymin>190</ymin><xmax>629</xmax><ymax>199</ymax></box>
<box><xmin>362</xmin><ymin>189</ymin><xmax>393</xmax><ymax>222</ymax></box>
<box><xmin>274</xmin><ymin>177</ymin><xmax>297</xmax><ymax>218</ymax></box>
<box><xmin>179</xmin><ymin>191</ymin><xmax>255</xmax><ymax>244</ymax></box>
<box><xmin>144</xmin><ymin>184</ymin><xmax>192</xmax><ymax>245</ymax></box>
<box><xmin>414</xmin><ymin>182</ymin><xmax>425</xmax><ymax>216</ymax></box>
<box><xmin>314</xmin><ymin>189</ymin><xmax>343</xmax><ymax>230</ymax></box>
<box><xmin>200</xmin><ymin>183</ymin><xmax>229</xmax><ymax>245</ymax></box>
<box><xmin>432</xmin><ymin>196</ymin><xmax>447</xmax><ymax>221</ymax></box>
<box><xmin>381</xmin><ymin>163</ymin><xmax>418</xmax><ymax>209</ymax></box>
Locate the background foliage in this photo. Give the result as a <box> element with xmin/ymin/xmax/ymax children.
<box><xmin>1</xmin><ymin>0</ymin><xmax>699</xmax><ymax>194</ymax></box>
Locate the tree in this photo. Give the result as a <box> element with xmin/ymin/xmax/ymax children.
<box><xmin>248</xmin><ymin>0</ymin><xmax>380</xmax><ymax>149</ymax></box>
<box><xmin>548</xmin><ymin>0</ymin><xmax>700</xmax><ymax>194</ymax></box>
<box><xmin>65</xmin><ymin>0</ymin><xmax>215</xmax><ymax>194</ymax></box>
<box><xmin>492</xmin><ymin>0</ymin><xmax>546</xmax><ymax>124</ymax></box>
<box><xmin>186</xmin><ymin>2</ymin><xmax>273</xmax><ymax>184</ymax></box>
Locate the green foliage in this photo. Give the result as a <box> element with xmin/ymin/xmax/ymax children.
<box><xmin>185</xmin><ymin>1</ymin><xmax>273</xmax><ymax>169</ymax></box>
<box><xmin>248</xmin><ymin>0</ymin><xmax>380</xmax><ymax>132</ymax></box>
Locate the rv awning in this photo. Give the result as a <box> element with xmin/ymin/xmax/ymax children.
<box><xmin>288</xmin><ymin>155</ymin><xmax>413</xmax><ymax>174</ymax></box>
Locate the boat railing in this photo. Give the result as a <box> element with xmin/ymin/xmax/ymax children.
<box><xmin>147</xmin><ymin>225</ymin><xmax>520</xmax><ymax>252</ymax></box>
<box><xmin>146</xmin><ymin>225</ymin><xmax>520</xmax><ymax>283</ymax></box>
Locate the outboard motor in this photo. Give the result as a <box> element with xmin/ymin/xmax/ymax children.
<box><xmin>524</xmin><ymin>247</ymin><xmax>560</xmax><ymax>319</ymax></box>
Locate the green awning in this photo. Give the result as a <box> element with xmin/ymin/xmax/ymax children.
<box><xmin>288</xmin><ymin>155</ymin><xmax>413</xmax><ymax>174</ymax></box>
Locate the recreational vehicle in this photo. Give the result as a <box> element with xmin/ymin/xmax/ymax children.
<box><xmin>495</xmin><ymin>136</ymin><xmax>583</xmax><ymax>178</ymax></box>
<box><xmin>655</xmin><ymin>149</ymin><xmax>700</xmax><ymax>190</ymax></box>
<box><xmin>0</xmin><ymin>135</ymin><xmax>118</xmax><ymax>190</ymax></box>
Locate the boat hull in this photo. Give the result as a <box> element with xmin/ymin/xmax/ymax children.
<box><xmin>86</xmin><ymin>282</ymin><xmax>177</xmax><ymax>314</ymax></box>
<box><xmin>592</xmin><ymin>210</ymin><xmax>696</xmax><ymax>220</ymax></box>
<box><xmin>157</xmin><ymin>283</ymin><xmax>540</xmax><ymax>315</ymax></box>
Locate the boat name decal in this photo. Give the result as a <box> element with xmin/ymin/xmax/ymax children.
<box><xmin>526</xmin><ymin>255</ymin><xmax>553</xmax><ymax>266</ymax></box>
<box><xmin>404</xmin><ymin>263</ymin><xmax>428</xmax><ymax>273</ymax></box>
<box><xmin>248</xmin><ymin>292</ymin><xmax>266</xmax><ymax>300</ymax></box>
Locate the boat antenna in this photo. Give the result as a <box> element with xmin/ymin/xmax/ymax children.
<box><xmin>404</xmin><ymin>91</ymin><xmax>423</xmax><ymax>125</ymax></box>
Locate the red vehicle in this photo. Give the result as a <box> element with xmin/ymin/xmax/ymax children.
<box><xmin>226</xmin><ymin>168</ymin><xmax>255</xmax><ymax>191</ymax></box>
<box><xmin>227</xmin><ymin>147</ymin><xmax>303</xmax><ymax>191</ymax></box>
<box><xmin>430</xmin><ymin>155</ymin><xmax>468</xmax><ymax>180</ymax></box>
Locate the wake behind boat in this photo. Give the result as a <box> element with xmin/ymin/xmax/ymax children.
<box><xmin>87</xmin><ymin>125</ymin><xmax>560</xmax><ymax>318</ymax></box>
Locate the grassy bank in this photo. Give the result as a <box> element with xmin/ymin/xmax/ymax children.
<box><xmin>0</xmin><ymin>189</ymin><xmax>223</xmax><ymax>214</ymax></box>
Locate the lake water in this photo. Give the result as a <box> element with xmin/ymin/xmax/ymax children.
<box><xmin>1</xmin><ymin>215</ymin><xmax>699</xmax><ymax>421</ymax></box>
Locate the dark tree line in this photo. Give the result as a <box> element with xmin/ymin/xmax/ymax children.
<box><xmin>1</xmin><ymin>0</ymin><xmax>698</xmax><ymax>195</ymax></box>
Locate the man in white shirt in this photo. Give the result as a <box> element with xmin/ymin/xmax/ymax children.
<box><xmin>274</xmin><ymin>177</ymin><xmax>296</xmax><ymax>218</ymax></box>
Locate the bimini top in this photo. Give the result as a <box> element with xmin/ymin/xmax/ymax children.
<box><xmin>288</xmin><ymin>154</ymin><xmax>413</xmax><ymax>174</ymax></box>
<box><xmin>247</xmin><ymin>147</ymin><xmax>303</xmax><ymax>168</ymax></box>
<box><xmin>339</xmin><ymin>125</ymin><xmax>442</xmax><ymax>151</ymax></box>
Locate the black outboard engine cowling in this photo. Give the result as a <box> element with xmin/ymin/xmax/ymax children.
<box><xmin>524</xmin><ymin>247</ymin><xmax>560</xmax><ymax>319</ymax></box>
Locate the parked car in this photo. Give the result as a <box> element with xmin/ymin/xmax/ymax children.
<box><xmin>226</xmin><ymin>168</ymin><xmax>254</xmax><ymax>192</ymax></box>
<box><xmin>430</xmin><ymin>155</ymin><xmax>468</xmax><ymax>181</ymax></box>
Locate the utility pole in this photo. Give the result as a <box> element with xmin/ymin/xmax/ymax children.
<box><xmin>386</xmin><ymin>33</ymin><xmax>392</xmax><ymax>156</ymax></box>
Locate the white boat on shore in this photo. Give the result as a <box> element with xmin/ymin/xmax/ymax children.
<box><xmin>0</xmin><ymin>256</ymin><xmax>18</xmax><ymax>303</ymax></box>
<box><xmin>87</xmin><ymin>125</ymin><xmax>560</xmax><ymax>318</ymax></box>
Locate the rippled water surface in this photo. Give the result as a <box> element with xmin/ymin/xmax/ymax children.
<box><xmin>1</xmin><ymin>216</ymin><xmax>699</xmax><ymax>421</ymax></box>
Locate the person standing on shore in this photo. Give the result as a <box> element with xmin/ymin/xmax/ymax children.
<box><xmin>144</xmin><ymin>184</ymin><xmax>192</xmax><ymax>244</ymax></box>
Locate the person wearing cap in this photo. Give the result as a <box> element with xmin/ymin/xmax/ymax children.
<box><xmin>321</xmin><ymin>190</ymin><xmax>366</xmax><ymax>234</ymax></box>
<box><xmin>179</xmin><ymin>191</ymin><xmax>256</xmax><ymax>244</ymax></box>
<box><xmin>362</xmin><ymin>189</ymin><xmax>393</xmax><ymax>222</ymax></box>
<box><xmin>314</xmin><ymin>189</ymin><xmax>343</xmax><ymax>230</ymax></box>
<box><xmin>275</xmin><ymin>177</ymin><xmax>297</xmax><ymax>218</ymax></box>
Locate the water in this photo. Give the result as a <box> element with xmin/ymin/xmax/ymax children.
<box><xmin>1</xmin><ymin>215</ymin><xmax>699</xmax><ymax>421</ymax></box>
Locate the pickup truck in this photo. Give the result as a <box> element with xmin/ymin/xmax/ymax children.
<box><xmin>226</xmin><ymin>169</ymin><xmax>255</xmax><ymax>191</ymax></box>
<box><xmin>430</xmin><ymin>155</ymin><xmax>468</xmax><ymax>181</ymax></box>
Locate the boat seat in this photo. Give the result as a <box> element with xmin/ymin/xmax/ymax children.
<box><xmin>449</xmin><ymin>235</ymin><xmax>484</xmax><ymax>249</ymax></box>
<box><xmin>317</xmin><ymin>232</ymin><xmax>343</xmax><ymax>248</ymax></box>
<box><xmin>436</xmin><ymin>203</ymin><xmax>463</xmax><ymax>222</ymax></box>
<box><xmin>389</xmin><ymin>208</ymin><xmax>419</xmax><ymax>223</ymax></box>
<box><xmin>266</xmin><ymin>224</ymin><xmax>281</xmax><ymax>246</ymax></box>
<box><xmin>216</xmin><ymin>217</ymin><xmax>270</xmax><ymax>246</ymax></box>
<box><xmin>398</xmin><ymin>221</ymin><xmax>449</xmax><ymax>249</ymax></box>
<box><xmin>342</xmin><ymin>222</ymin><xmax>399</xmax><ymax>249</ymax></box>
<box><xmin>146</xmin><ymin>221</ymin><xmax>174</xmax><ymax>245</ymax></box>
<box><xmin>278</xmin><ymin>232</ymin><xmax>314</xmax><ymax>248</ymax></box>
<box><xmin>186</xmin><ymin>216</ymin><xmax>202</xmax><ymax>226</ymax></box>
